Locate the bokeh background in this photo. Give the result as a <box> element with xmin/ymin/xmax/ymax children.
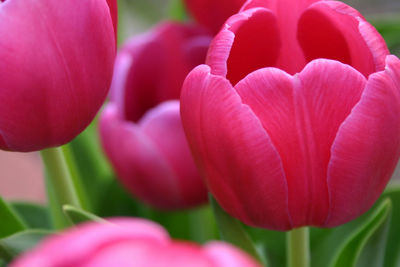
<box><xmin>1</xmin><ymin>0</ymin><xmax>400</xmax><ymax>204</ymax></box>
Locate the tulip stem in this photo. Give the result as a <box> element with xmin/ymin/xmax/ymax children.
<box><xmin>41</xmin><ymin>147</ymin><xmax>83</xmax><ymax>229</ymax></box>
<box><xmin>286</xmin><ymin>227</ymin><xmax>310</xmax><ymax>267</ymax></box>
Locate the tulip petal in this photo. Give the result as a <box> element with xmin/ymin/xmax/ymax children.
<box><xmin>235</xmin><ymin>60</ymin><xmax>366</xmax><ymax>226</ymax></box>
<box><xmin>99</xmin><ymin>104</ymin><xmax>185</xmax><ymax>209</ymax></box>
<box><xmin>111</xmin><ymin>22</ymin><xmax>209</xmax><ymax>122</ymax></box>
<box><xmin>105</xmin><ymin>0</ymin><xmax>118</xmax><ymax>41</ymax></box>
<box><xmin>0</xmin><ymin>0</ymin><xmax>115</xmax><ymax>151</ymax></box>
<box><xmin>184</xmin><ymin>0</ymin><xmax>246</xmax><ymax>34</ymax></box>
<box><xmin>181</xmin><ymin>65</ymin><xmax>291</xmax><ymax>230</ymax></box>
<box><xmin>204</xmin><ymin>242</ymin><xmax>261</xmax><ymax>267</ymax></box>
<box><xmin>139</xmin><ymin>101</ymin><xmax>207</xmax><ymax>208</ymax></box>
<box><xmin>326</xmin><ymin>55</ymin><xmax>400</xmax><ymax>227</ymax></box>
<box><xmin>298</xmin><ymin>1</ymin><xmax>389</xmax><ymax>77</ymax></box>
<box><xmin>12</xmin><ymin>219</ymin><xmax>169</xmax><ymax>267</ymax></box>
<box><xmin>207</xmin><ymin>8</ymin><xmax>280</xmax><ymax>85</ymax></box>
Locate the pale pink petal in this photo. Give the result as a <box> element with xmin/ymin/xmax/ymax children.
<box><xmin>181</xmin><ymin>65</ymin><xmax>291</xmax><ymax>230</ymax></box>
<box><xmin>236</xmin><ymin>59</ymin><xmax>366</xmax><ymax>226</ymax></box>
<box><xmin>326</xmin><ymin>55</ymin><xmax>400</xmax><ymax>227</ymax></box>
<box><xmin>298</xmin><ymin>1</ymin><xmax>389</xmax><ymax>77</ymax></box>
<box><xmin>204</xmin><ymin>242</ymin><xmax>261</xmax><ymax>267</ymax></box>
<box><xmin>11</xmin><ymin>219</ymin><xmax>169</xmax><ymax>267</ymax></box>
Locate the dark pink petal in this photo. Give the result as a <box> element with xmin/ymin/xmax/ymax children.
<box><xmin>184</xmin><ymin>0</ymin><xmax>246</xmax><ymax>34</ymax></box>
<box><xmin>105</xmin><ymin>0</ymin><xmax>118</xmax><ymax>41</ymax></box>
<box><xmin>298</xmin><ymin>1</ymin><xmax>389</xmax><ymax>77</ymax></box>
<box><xmin>11</xmin><ymin>219</ymin><xmax>169</xmax><ymax>267</ymax></box>
<box><xmin>236</xmin><ymin>60</ymin><xmax>366</xmax><ymax>226</ymax></box>
<box><xmin>207</xmin><ymin>8</ymin><xmax>280</xmax><ymax>85</ymax></box>
<box><xmin>240</xmin><ymin>0</ymin><xmax>319</xmax><ymax>11</ymax></box>
<box><xmin>204</xmin><ymin>242</ymin><xmax>261</xmax><ymax>267</ymax></box>
<box><xmin>111</xmin><ymin>22</ymin><xmax>210</xmax><ymax>122</ymax></box>
<box><xmin>326</xmin><ymin>55</ymin><xmax>400</xmax><ymax>227</ymax></box>
<box><xmin>99</xmin><ymin>104</ymin><xmax>186</xmax><ymax>209</ymax></box>
<box><xmin>0</xmin><ymin>0</ymin><xmax>115</xmax><ymax>151</ymax></box>
<box><xmin>181</xmin><ymin>65</ymin><xmax>291</xmax><ymax>230</ymax></box>
<box><xmin>139</xmin><ymin>101</ymin><xmax>208</xmax><ymax>208</ymax></box>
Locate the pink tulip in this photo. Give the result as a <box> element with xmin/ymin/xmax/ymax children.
<box><xmin>0</xmin><ymin>0</ymin><xmax>116</xmax><ymax>152</ymax></box>
<box><xmin>180</xmin><ymin>0</ymin><xmax>400</xmax><ymax>230</ymax></box>
<box><xmin>184</xmin><ymin>0</ymin><xmax>247</xmax><ymax>34</ymax></box>
<box><xmin>100</xmin><ymin>22</ymin><xmax>211</xmax><ymax>209</ymax></box>
<box><xmin>110</xmin><ymin>22</ymin><xmax>211</xmax><ymax>122</ymax></box>
<box><xmin>100</xmin><ymin>101</ymin><xmax>208</xmax><ymax>209</ymax></box>
<box><xmin>11</xmin><ymin>218</ymin><xmax>261</xmax><ymax>267</ymax></box>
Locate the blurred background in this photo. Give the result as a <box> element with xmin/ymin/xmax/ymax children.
<box><xmin>1</xmin><ymin>0</ymin><xmax>400</xmax><ymax>204</ymax></box>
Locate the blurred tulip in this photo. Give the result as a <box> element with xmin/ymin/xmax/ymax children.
<box><xmin>184</xmin><ymin>0</ymin><xmax>247</xmax><ymax>34</ymax></box>
<box><xmin>100</xmin><ymin>101</ymin><xmax>208</xmax><ymax>209</ymax></box>
<box><xmin>11</xmin><ymin>218</ymin><xmax>261</xmax><ymax>267</ymax></box>
<box><xmin>181</xmin><ymin>0</ymin><xmax>400</xmax><ymax>230</ymax></box>
<box><xmin>110</xmin><ymin>21</ymin><xmax>211</xmax><ymax>122</ymax></box>
<box><xmin>100</xmin><ymin>22</ymin><xmax>211</xmax><ymax>209</ymax></box>
<box><xmin>0</xmin><ymin>0</ymin><xmax>116</xmax><ymax>152</ymax></box>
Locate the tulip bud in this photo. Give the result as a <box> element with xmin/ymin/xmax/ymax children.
<box><xmin>100</xmin><ymin>22</ymin><xmax>211</xmax><ymax>209</ymax></box>
<box><xmin>11</xmin><ymin>218</ymin><xmax>261</xmax><ymax>267</ymax></box>
<box><xmin>181</xmin><ymin>0</ymin><xmax>400</xmax><ymax>230</ymax></box>
<box><xmin>0</xmin><ymin>0</ymin><xmax>116</xmax><ymax>152</ymax></box>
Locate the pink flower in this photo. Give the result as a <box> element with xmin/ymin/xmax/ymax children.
<box><xmin>0</xmin><ymin>0</ymin><xmax>116</xmax><ymax>152</ymax></box>
<box><xmin>100</xmin><ymin>22</ymin><xmax>211</xmax><ymax>209</ymax></box>
<box><xmin>184</xmin><ymin>0</ymin><xmax>247</xmax><ymax>34</ymax></box>
<box><xmin>11</xmin><ymin>218</ymin><xmax>261</xmax><ymax>267</ymax></box>
<box><xmin>180</xmin><ymin>0</ymin><xmax>400</xmax><ymax>230</ymax></box>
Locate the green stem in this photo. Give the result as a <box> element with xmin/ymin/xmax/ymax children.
<box><xmin>40</xmin><ymin>147</ymin><xmax>83</xmax><ymax>229</ymax></box>
<box><xmin>287</xmin><ymin>227</ymin><xmax>310</xmax><ymax>267</ymax></box>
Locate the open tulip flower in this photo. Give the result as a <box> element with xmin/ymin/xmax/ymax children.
<box><xmin>11</xmin><ymin>218</ymin><xmax>261</xmax><ymax>267</ymax></box>
<box><xmin>0</xmin><ymin>0</ymin><xmax>116</xmax><ymax>152</ymax></box>
<box><xmin>181</xmin><ymin>0</ymin><xmax>400</xmax><ymax>230</ymax></box>
<box><xmin>100</xmin><ymin>22</ymin><xmax>210</xmax><ymax>210</ymax></box>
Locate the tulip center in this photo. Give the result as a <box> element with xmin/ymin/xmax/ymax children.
<box><xmin>220</xmin><ymin>3</ymin><xmax>383</xmax><ymax>85</ymax></box>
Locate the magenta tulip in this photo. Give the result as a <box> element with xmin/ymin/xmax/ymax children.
<box><xmin>184</xmin><ymin>0</ymin><xmax>247</xmax><ymax>34</ymax></box>
<box><xmin>100</xmin><ymin>22</ymin><xmax>210</xmax><ymax>209</ymax></box>
<box><xmin>180</xmin><ymin>0</ymin><xmax>400</xmax><ymax>230</ymax></box>
<box><xmin>110</xmin><ymin>22</ymin><xmax>211</xmax><ymax>122</ymax></box>
<box><xmin>11</xmin><ymin>218</ymin><xmax>261</xmax><ymax>267</ymax></box>
<box><xmin>100</xmin><ymin>101</ymin><xmax>208</xmax><ymax>209</ymax></box>
<box><xmin>0</xmin><ymin>0</ymin><xmax>116</xmax><ymax>152</ymax></box>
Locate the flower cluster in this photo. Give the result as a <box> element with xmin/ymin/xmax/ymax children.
<box><xmin>0</xmin><ymin>0</ymin><xmax>399</xmax><ymax>266</ymax></box>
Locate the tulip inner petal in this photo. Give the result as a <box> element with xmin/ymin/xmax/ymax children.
<box><xmin>226</xmin><ymin>9</ymin><xmax>281</xmax><ymax>85</ymax></box>
<box><xmin>297</xmin><ymin>2</ymin><xmax>377</xmax><ymax>77</ymax></box>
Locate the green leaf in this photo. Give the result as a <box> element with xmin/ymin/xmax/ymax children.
<box><xmin>210</xmin><ymin>195</ymin><xmax>265</xmax><ymax>265</ymax></box>
<box><xmin>62</xmin><ymin>205</ymin><xmax>107</xmax><ymax>225</ymax></box>
<box><xmin>329</xmin><ymin>199</ymin><xmax>392</xmax><ymax>267</ymax></box>
<box><xmin>11</xmin><ymin>202</ymin><xmax>51</xmax><ymax>230</ymax></box>
<box><xmin>0</xmin><ymin>230</ymin><xmax>52</xmax><ymax>262</ymax></box>
<box><xmin>381</xmin><ymin>185</ymin><xmax>400</xmax><ymax>267</ymax></box>
<box><xmin>67</xmin><ymin>121</ymin><xmax>114</xmax><ymax>212</ymax></box>
<box><xmin>0</xmin><ymin>197</ymin><xmax>26</xmax><ymax>238</ymax></box>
